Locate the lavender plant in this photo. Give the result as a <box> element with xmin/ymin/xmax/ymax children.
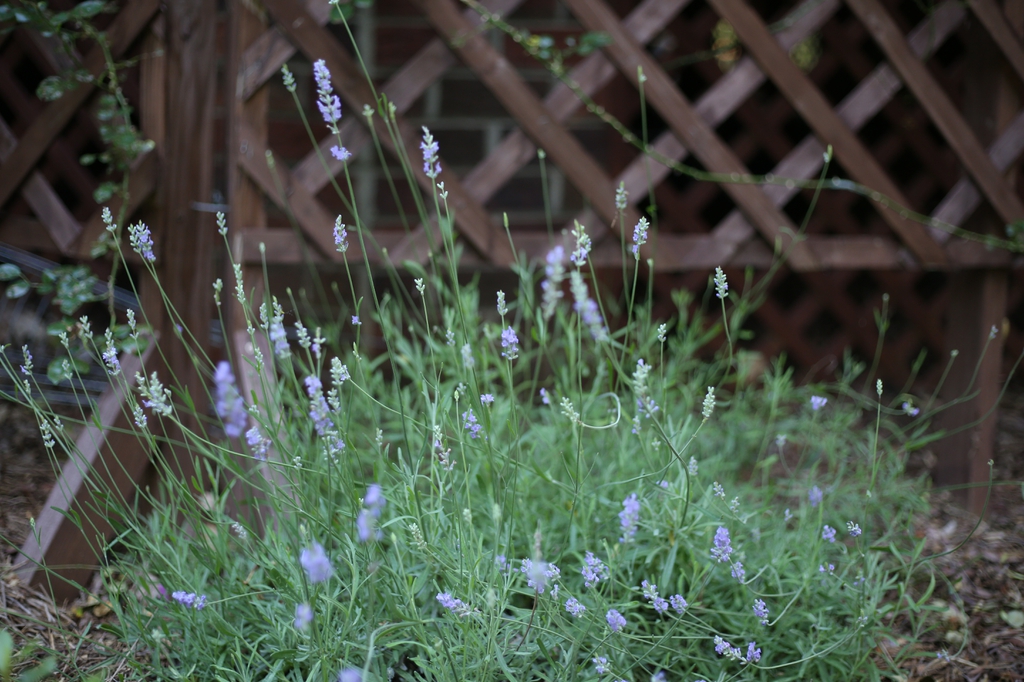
<box><xmin>0</xmin><ymin>38</ymin><xmax>960</xmax><ymax>682</ymax></box>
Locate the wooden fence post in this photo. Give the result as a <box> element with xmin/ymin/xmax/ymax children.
<box><xmin>933</xmin><ymin>2</ymin><xmax>1021</xmax><ymax>513</ymax></box>
<box><xmin>145</xmin><ymin>0</ymin><xmax>218</xmax><ymax>485</ymax></box>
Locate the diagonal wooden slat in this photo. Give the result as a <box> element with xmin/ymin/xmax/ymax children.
<box><xmin>16</xmin><ymin>339</ymin><xmax>155</xmax><ymax>599</ymax></box>
<box><xmin>966</xmin><ymin>0</ymin><xmax>1024</xmax><ymax>90</ymax></box>
<box><xmin>390</xmin><ymin>0</ymin><xmax>692</xmax><ymax>263</ymax></box>
<box><xmin>236</xmin><ymin>119</ymin><xmax>367</xmax><ymax>262</ymax></box>
<box><xmin>260</xmin><ymin>0</ymin><xmax>514</xmax><ymax>265</ymax></box>
<box><xmin>0</xmin><ymin>117</ymin><xmax>81</xmax><ymax>253</ymax></box>
<box><xmin>933</xmin><ymin>109</ymin><xmax>1024</xmax><ymax>243</ymax></box>
<box><xmin>564</xmin><ymin>0</ymin><xmax>821</xmax><ymax>270</ymax></box>
<box><xmin>412</xmin><ymin>0</ymin><xmax>649</xmax><ymax>260</ymax></box>
<box><xmin>0</xmin><ymin>0</ymin><xmax>159</xmax><ymax>208</ymax></box>
<box><xmin>564</xmin><ymin>0</ymin><xmax>840</xmax><ymax>264</ymax></box>
<box><xmin>706</xmin><ymin>0</ymin><xmax>949</xmax><ymax>267</ymax></box>
<box><xmin>291</xmin><ymin>0</ymin><xmax>525</xmax><ymax>195</ymax></box>
<box><xmin>844</xmin><ymin>0</ymin><xmax>1024</xmax><ymax>226</ymax></box>
<box><xmin>715</xmin><ymin>1</ymin><xmax>965</xmax><ymax>264</ymax></box>
<box><xmin>238</xmin><ymin>0</ymin><xmax>330</xmax><ymax>101</ymax></box>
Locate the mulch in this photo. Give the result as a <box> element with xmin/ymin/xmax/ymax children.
<box><xmin>0</xmin><ymin>390</ymin><xmax>1022</xmax><ymax>680</ymax></box>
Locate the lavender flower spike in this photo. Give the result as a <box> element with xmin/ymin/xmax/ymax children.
<box><xmin>300</xmin><ymin>542</ymin><xmax>334</xmax><ymax>583</ymax></box>
<box><xmin>565</xmin><ymin>597</ymin><xmax>586</xmax><ymax>617</ymax></box>
<box><xmin>294</xmin><ymin>603</ymin><xmax>313</xmax><ymax>629</ymax></box>
<box><xmin>582</xmin><ymin>552</ymin><xmax>609</xmax><ymax>588</ymax></box>
<box><xmin>618</xmin><ymin>493</ymin><xmax>640</xmax><ymax>543</ymax></box>
<box><xmin>711</xmin><ymin>526</ymin><xmax>733</xmax><ymax>562</ymax></box>
<box><xmin>631</xmin><ymin>216</ymin><xmax>649</xmax><ymax>257</ymax></box>
<box><xmin>313</xmin><ymin>59</ymin><xmax>342</xmax><ymax>127</ymax></box>
<box><xmin>213</xmin><ymin>361</ymin><xmax>247</xmax><ymax>439</ymax></box>
<box><xmin>500</xmin><ymin>326</ymin><xmax>519</xmax><ymax>360</ymax></box>
<box><xmin>421</xmin><ymin>127</ymin><xmax>441</xmax><ymax>179</ymax></box>
<box><xmin>753</xmin><ymin>598</ymin><xmax>769</xmax><ymax>625</ymax></box>
<box><xmin>606</xmin><ymin>608</ymin><xmax>626</xmax><ymax>632</ymax></box>
<box><xmin>128</xmin><ymin>222</ymin><xmax>156</xmax><ymax>262</ymax></box>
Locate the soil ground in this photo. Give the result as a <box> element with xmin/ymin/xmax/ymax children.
<box><xmin>0</xmin><ymin>393</ymin><xmax>1022</xmax><ymax>681</ymax></box>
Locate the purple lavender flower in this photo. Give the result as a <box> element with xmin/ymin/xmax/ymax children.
<box><xmin>606</xmin><ymin>609</ymin><xmax>626</xmax><ymax>632</ymax></box>
<box><xmin>352</xmin><ymin>315</ymin><xmax>361</xmax><ymax>326</ymax></box>
<box><xmin>318</xmin><ymin>95</ymin><xmax>341</xmax><ymax>125</ymax></box>
<box><xmin>495</xmin><ymin>555</ymin><xmax>510</xmax><ymax>573</ymax></box>
<box><xmin>902</xmin><ymin>401</ymin><xmax>920</xmax><ymax>416</ymax></box>
<box><xmin>338</xmin><ymin>670</ymin><xmax>362</xmax><ymax>682</ymax></box>
<box><xmin>669</xmin><ymin>594</ymin><xmax>687</xmax><ymax>613</ymax></box>
<box><xmin>847</xmin><ymin>521</ymin><xmax>862</xmax><ymax>537</ymax></box>
<box><xmin>331</xmin><ymin>145</ymin><xmax>352</xmax><ymax>161</ymax></box>
<box><xmin>463</xmin><ymin>409</ymin><xmax>481</xmax><ymax>439</ymax></box>
<box><xmin>364</xmin><ymin>484</ymin><xmax>385</xmax><ymax>514</ymax></box>
<box><xmin>300</xmin><ymin>542</ymin><xmax>334</xmax><ymax>583</ymax></box>
<box><xmin>246</xmin><ymin>425</ymin><xmax>270</xmax><ymax>461</ymax></box>
<box><xmin>313</xmin><ymin>59</ymin><xmax>331</xmax><ymax>93</ymax></box>
<box><xmin>731</xmin><ymin>562</ymin><xmax>745</xmax><ymax>582</ymax></box>
<box><xmin>570</xmin><ymin>270</ymin><xmax>608</xmax><ymax>341</ymax></box>
<box><xmin>582</xmin><ymin>552</ymin><xmax>609</xmax><ymax>588</ymax></box>
<box><xmin>436</xmin><ymin>591</ymin><xmax>471</xmax><ymax>616</ymax></box>
<box><xmin>641</xmin><ymin>580</ymin><xmax>668</xmax><ymax>612</ymax></box>
<box><xmin>714</xmin><ymin>266</ymin><xmax>729</xmax><ymax>299</ymax></box>
<box><xmin>711</xmin><ymin>526</ymin><xmax>733</xmax><ymax>562</ymax></box>
<box><xmin>822</xmin><ymin>525</ymin><xmax>837</xmax><ymax>543</ymax></box>
<box><xmin>269</xmin><ymin>306</ymin><xmax>289</xmax><ymax>358</ymax></box>
<box><xmin>356</xmin><ymin>509</ymin><xmax>374</xmax><ymax>543</ymax></box>
<box><xmin>294</xmin><ymin>603</ymin><xmax>313</xmax><ymax>629</ymax></box>
<box><xmin>631</xmin><ymin>216</ymin><xmax>648</xmax><ymax>256</ymax></box>
<box><xmin>819</xmin><ymin>563</ymin><xmax>835</xmax><ymax>574</ymax></box>
<box><xmin>304</xmin><ymin>375</ymin><xmax>336</xmax><ymax>439</ymax></box>
<box><xmin>213</xmin><ymin>361</ymin><xmax>247</xmax><ymax>439</ymax></box>
<box><xmin>808</xmin><ymin>485</ymin><xmax>823</xmax><ymax>508</ymax></box>
<box><xmin>539</xmin><ymin>388</ymin><xmax>550</xmax><ymax>405</ymax></box>
<box><xmin>357</xmin><ymin>484</ymin><xmax>386</xmax><ymax>542</ymax></box>
<box><xmin>19</xmin><ymin>347</ymin><xmax>32</xmax><ymax>376</ymax></box>
<box><xmin>313</xmin><ymin>61</ymin><xmax>341</xmax><ymax>127</ymax></box>
<box><xmin>129</xmin><ymin>222</ymin><xmax>156</xmax><ymax>262</ymax></box>
<box><xmin>500</xmin><ymin>326</ymin><xmax>519</xmax><ymax>359</ymax></box>
<box><xmin>520</xmin><ymin>559</ymin><xmax>559</xmax><ymax>594</ymax></box>
<box><xmin>714</xmin><ymin>635</ymin><xmax>738</xmax><ymax>657</ymax></box>
<box><xmin>810</xmin><ymin>395</ymin><xmax>828</xmax><ymax>411</ymax></box>
<box><xmin>753</xmin><ymin>598</ymin><xmax>769</xmax><ymax>625</ymax></box>
<box><xmin>171</xmin><ymin>591</ymin><xmax>207</xmax><ymax>610</ymax></box>
<box><xmin>101</xmin><ymin>343</ymin><xmax>120</xmax><ymax>376</ymax></box>
<box><xmin>420</xmin><ymin>127</ymin><xmax>441</xmax><ymax>178</ymax></box>
<box><xmin>746</xmin><ymin>641</ymin><xmax>762</xmax><ymax>663</ymax></box>
<box><xmin>565</xmin><ymin>597</ymin><xmax>586</xmax><ymax>617</ymax></box>
<box><xmin>171</xmin><ymin>591</ymin><xmax>193</xmax><ymax>607</ymax></box>
<box><xmin>541</xmin><ymin>245</ymin><xmax>565</xmax><ymax>319</ymax></box>
<box><xmin>619</xmin><ymin>493</ymin><xmax>640</xmax><ymax>543</ymax></box>
<box><xmin>480</xmin><ymin>393</ymin><xmax>494</xmax><ymax>404</ymax></box>
<box><xmin>334</xmin><ymin>223</ymin><xmax>348</xmax><ymax>252</ymax></box>
<box><xmin>593</xmin><ymin>657</ymin><xmax>609</xmax><ymax>675</ymax></box>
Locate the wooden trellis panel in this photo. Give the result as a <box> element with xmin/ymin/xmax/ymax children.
<box><xmin>229</xmin><ymin>0</ymin><xmax>1024</xmax><ymax>512</ymax></box>
<box><xmin>1</xmin><ymin>0</ymin><xmax>218</xmax><ymax>598</ymax></box>
<box><xmin>0</xmin><ymin>0</ymin><xmax>160</xmax><ymax>253</ymax></box>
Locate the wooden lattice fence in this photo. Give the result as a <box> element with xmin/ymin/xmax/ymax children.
<box><xmin>2</xmin><ymin>0</ymin><xmax>1024</xmax><ymax>596</ymax></box>
<box><xmin>228</xmin><ymin>0</ymin><xmax>1024</xmax><ymax>514</ymax></box>
<box><xmin>0</xmin><ymin>0</ymin><xmax>218</xmax><ymax>598</ymax></box>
